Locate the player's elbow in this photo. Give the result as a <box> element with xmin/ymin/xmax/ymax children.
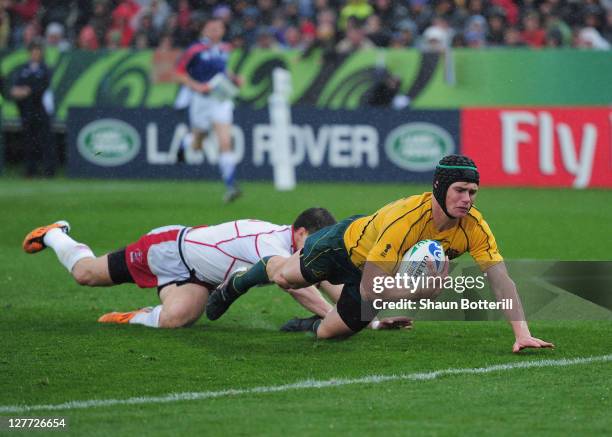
<box><xmin>271</xmin><ymin>270</ymin><xmax>295</xmax><ymax>290</ymax></box>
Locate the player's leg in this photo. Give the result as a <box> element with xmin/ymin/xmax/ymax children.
<box><xmin>23</xmin><ymin>221</ymin><xmax>112</xmax><ymax>285</ymax></box>
<box><xmin>213</xmin><ymin>100</ymin><xmax>240</xmax><ymax>203</ymax></box>
<box><xmin>286</xmin><ymin>284</ymin><xmax>368</xmax><ymax>339</ymax></box>
<box><xmin>190</xmin><ymin>128</ymin><xmax>207</xmax><ymax>151</ymax></box>
<box><xmin>206</xmin><ymin>253</ymin><xmax>309</xmax><ymax>321</ymax></box>
<box><xmin>100</xmin><ymin>282</ymin><xmax>209</xmax><ymax>328</ymax></box>
<box><xmin>158</xmin><ymin>283</ymin><xmax>209</xmax><ymax>328</ymax></box>
<box><xmin>71</xmin><ymin>256</ymin><xmax>114</xmax><ymax>286</ymax></box>
<box><xmin>187</xmin><ymin>93</ymin><xmax>210</xmax><ymax>151</ymax></box>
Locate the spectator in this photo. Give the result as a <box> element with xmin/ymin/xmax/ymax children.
<box><xmin>576</xmin><ymin>26</ymin><xmax>611</xmax><ymax>49</ymax></box>
<box><xmin>393</xmin><ymin>19</ymin><xmax>417</xmax><ymax>48</ymax></box>
<box><xmin>90</xmin><ymin>0</ymin><xmax>112</xmax><ymax>49</ymax></box>
<box><xmin>132</xmin><ymin>12</ymin><xmax>159</xmax><ymax>48</ymax></box>
<box><xmin>486</xmin><ymin>8</ymin><xmax>507</xmax><ymax>46</ymax></box>
<box><xmin>10</xmin><ymin>39</ymin><xmax>56</xmax><ymax>177</ymax></box>
<box><xmin>464</xmin><ymin>15</ymin><xmax>487</xmax><ymax>48</ymax></box>
<box><xmin>521</xmin><ymin>10</ymin><xmax>546</xmax><ymax>48</ymax></box>
<box><xmin>77</xmin><ymin>24</ymin><xmax>99</xmax><ymax>50</ymax></box>
<box><xmin>241</xmin><ymin>6</ymin><xmax>260</xmax><ymax>47</ymax></box>
<box><xmin>336</xmin><ymin>19</ymin><xmax>375</xmax><ymax>53</ymax></box>
<box><xmin>45</xmin><ymin>22</ymin><xmax>70</xmax><ymax>52</ymax></box>
<box><xmin>407</xmin><ymin>0</ymin><xmax>433</xmax><ymax>35</ymax></box>
<box><xmin>339</xmin><ymin>0</ymin><xmax>374</xmax><ymax>31</ymax></box>
<box><xmin>254</xmin><ymin>26</ymin><xmax>280</xmax><ymax>50</ymax></box>
<box><xmin>421</xmin><ymin>17</ymin><xmax>453</xmax><ymax>52</ymax></box>
<box><xmin>0</xmin><ymin>2</ymin><xmax>10</xmax><ymax>49</ymax></box>
<box><xmin>365</xmin><ymin>14</ymin><xmax>391</xmax><ymax>47</ymax></box>
<box><xmin>504</xmin><ymin>26</ymin><xmax>525</xmax><ymax>47</ymax></box>
<box><xmin>282</xmin><ymin>25</ymin><xmax>305</xmax><ymax>50</ymax></box>
<box><xmin>0</xmin><ymin>0</ymin><xmax>609</xmax><ymax>51</ymax></box>
<box><xmin>373</xmin><ymin>0</ymin><xmax>405</xmax><ymax>30</ymax></box>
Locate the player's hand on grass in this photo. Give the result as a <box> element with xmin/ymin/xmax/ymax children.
<box><xmin>512</xmin><ymin>335</ymin><xmax>555</xmax><ymax>353</ymax></box>
<box><xmin>372</xmin><ymin>316</ymin><xmax>413</xmax><ymax>330</ymax></box>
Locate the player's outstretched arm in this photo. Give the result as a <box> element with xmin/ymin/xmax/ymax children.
<box><xmin>285</xmin><ymin>286</ymin><xmax>333</xmax><ymax>317</ymax></box>
<box><xmin>485</xmin><ymin>262</ymin><xmax>555</xmax><ymax>353</ymax></box>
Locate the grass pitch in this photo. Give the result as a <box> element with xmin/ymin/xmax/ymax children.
<box><xmin>0</xmin><ymin>178</ymin><xmax>611</xmax><ymax>435</ymax></box>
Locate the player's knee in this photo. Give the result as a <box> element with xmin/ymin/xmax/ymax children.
<box><xmin>72</xmin><ymin>264</ymin><xmax>97</xmax><ymax>286</ymax></box>
<box><xmin>158</xmin><ymin>306</ymin><xmax>200</xmax><ymax>328</ymax></box>
<box><xmin>315</xmin><ymin>323</ymin><xmax>335</xmax><ymax>339</ymax></box>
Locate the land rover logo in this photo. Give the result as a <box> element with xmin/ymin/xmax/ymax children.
<box><xmin>77</xmin><ymin>119</ymin><xmax>141</xmax><ymax>166</ymax></box>
<box><xmin>384</xmin><ymin>123</ymin><xmax>455</xmax><ymax>171</ymax></box>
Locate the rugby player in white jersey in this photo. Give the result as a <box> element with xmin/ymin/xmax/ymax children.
<box><xmin>22</xmin><ymin>208</ymin><xmax>339</xmax><ymax>328</ymax></box>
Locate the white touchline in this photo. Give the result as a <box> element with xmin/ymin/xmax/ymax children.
<box><xmin>1</xmin><ymin>354</ymin><xmax>611</xmax><ymax>414</ymax></box>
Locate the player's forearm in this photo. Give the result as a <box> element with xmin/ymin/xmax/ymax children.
<box><xmin>287</xmin><ymin>286</ymin><xmax>333</xmax><ymax>317</ymax></box>
<box><xmin>486</xmin><ymin>264</ymin><xmax>530</xmax><ymax>337</ymax></box>
<box><xmin>176</xmin><ymin>72</ymin><xmax>204</xmax><ymax>92</ymax></box>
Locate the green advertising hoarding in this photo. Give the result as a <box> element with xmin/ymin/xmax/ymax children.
<box><xmin>1</xmin><ymin>48</ymin><xmax>611</xmax><ymax>124</ymax></box>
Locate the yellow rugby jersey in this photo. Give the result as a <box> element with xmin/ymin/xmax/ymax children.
<box><xmin>343</xmin><ymin>192</ymin><xmax>503</xmax><ymax>273</ymax></box>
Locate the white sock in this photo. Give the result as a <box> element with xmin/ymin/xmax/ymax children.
<box><xmin>43</xmin><ymin>228</ymin><xmax>95</xmax><ymax>272</ymax></box>
<box><xmin>218</xmin><ymin>151</ymin><xmax>236</xmax><ymax>187</ymax></box>
<box><xmin>129</xmin><ymin>305</ymin><xmax>162</xmax><ymax>328</ymax></box>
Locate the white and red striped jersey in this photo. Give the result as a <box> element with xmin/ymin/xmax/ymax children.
<box><xmin>182</xmin><ymin>220</ymin><xmax>295</xmax><ymax>286</ymax></box>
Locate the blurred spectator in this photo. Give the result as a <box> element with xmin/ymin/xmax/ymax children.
<box><xmin>392</xmin><ymin>19</ymin><xmax>417</xmax><ymax>48</ymax></box>
<box><xmin>339</xmin><ymin>0</ymin><xmax>374</xmax><ymax>31</ymax></box>
<box><xmin>132</xmin><ymin>12</ymin><xmax>159</xmax><ymax>48</ymax></box>
<box><xmin>504</xmin><ymin>26</ymin><xmax>526</xmax><ymax>47</ymax></box>
<box><xmin>407</xmin><ymin>0</ymin><xmax>433</xmax><ymax>34</ymax></box>
<box><xmin>0</xmin><ymin>1</ymin><xmax>10</xmax><ymax>49</ymax></box>
<box><xmin>241</xmin><ymin>6</ymin><xmax>260</xmax><ymax>47</ymax></box>
<box><xmin>465</xmin><ymin>15</ymin><xmax>487</xmax><ymax>48</ymax></box>
<box><xmin>521</xmin><ymin>10</ymin><xmax>546</xmax><ymax>48</ymax></box>
<box><xmin>336</xmin><ymin>19</ymin><xmax>375</xmax><ymax>53</ymax></box>
<box><xmin>282</xmin><ymin>25</ymin><xmax>305</xmax><ymax>50</ymax></box>
<box><xmin>0</xmin><ymin>0</ymin><xmax>608</xmax><ymax>51</ymax></box>
<box><xmin>255</xmin><ymin>26</ymin><xmax>280</xmax><ymax>50</ymax></box>
<box><xmin>486</xmin><ymin>9</ymin><xmax>507</xmax><ymax>46</ymax></box>
<box><xmin>108</xmin><ymin>1</ymin><xmax>139</xmax><ymax>48</ymax></box>
<box><xmin>421</xmin><ymin>17</ymin><xmax>453</xmax><ymax>52</ymax></box>
<box><xmin>90</xmin><ymin>0</ymin><xmax>112</xmax><ymax>49</ymax></box>
<box><xmin>257</xmin><ymin>0</ymin><xmax>276</xmax><ymax>25</ymax></box>
<box><xmin>373</xmin><ymin>0</ymin><xmax>405</xmax><ymax>30</ymax></box>
<box><xmin>10</xmin><ymin>39</ymin><xmax>55</xmax><ymax>177</ymax></box>
<box><xmin>45</xmin><ymin>22</ymin><xmax>70</xmax><ymax>52</ymax></box>
<box><xmin>77</xmin><ymin>25</ymin><xmax>99</xmax><ymax>50</ymax></box>
<box><xmin>365</xmin><ymin>14</ymin><xmax>391</xmax><ymax>47</ymax></box>
<box><xmin>576</xmin><ymin>27</ymin><xmax>611</xmax><ymax>49</ymax></box>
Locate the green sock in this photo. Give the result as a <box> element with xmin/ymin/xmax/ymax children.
<box><xmin>231</xmin><ymin>256</ymin><xmax>272</xmax><ymax>295</ymax></box>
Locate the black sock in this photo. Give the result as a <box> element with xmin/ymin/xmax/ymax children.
<box><xmin>311</xmin><ymin>319</ymin><xmax>322</xmax><ymax>334</ymax></box>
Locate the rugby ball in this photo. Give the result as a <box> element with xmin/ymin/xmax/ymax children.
<box><xmin>397</xmin><ymin>240</ymin><xmax>445</xmax><ymax>276</ymax></box>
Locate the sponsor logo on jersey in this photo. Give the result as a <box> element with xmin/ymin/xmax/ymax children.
<box><xmin>380</xmin><ymin>243</ymin><xmax>392</xmax><ymax>258</ymax></box>
<box><xmin>384</xmin><ymin>123</ymin><xmax>455</xmax><ymax>171</ymax></box>
<box><xmin>77</xmin><ymin>119</ymin><xmax>141</xmax><ymax>166</ymax></box>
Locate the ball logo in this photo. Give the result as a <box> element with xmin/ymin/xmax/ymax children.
<box><xmin>384</xmin><ymin>123</ymin><xmax>455</xmax><ymax>171</ymax></box>
<box><xmin>77</xmin><ymin>119</ymin><xmax>141</xmax><ymax>167</ymax></box>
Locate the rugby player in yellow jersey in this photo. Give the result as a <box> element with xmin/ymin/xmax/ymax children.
<box><xmin>206</xmin><ymin>155</ymin><xmax>553</xmax><ymax>353</ymax></box>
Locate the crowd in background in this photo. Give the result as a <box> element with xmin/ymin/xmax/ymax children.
<box><xmin>0</xmin><ymin>0</ymin><xmax>610</xmax><ymax>54</ymax></box>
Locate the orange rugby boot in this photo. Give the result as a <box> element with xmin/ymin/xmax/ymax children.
<box><xmin>23</xmin><ymin>220</ymin><xmax>71</xmax><ymax>254</ymax></box>
<box><xmin>98</xmin><ymin>307</ymin><xmax>153</xmax><ymax>324</ymax></box>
